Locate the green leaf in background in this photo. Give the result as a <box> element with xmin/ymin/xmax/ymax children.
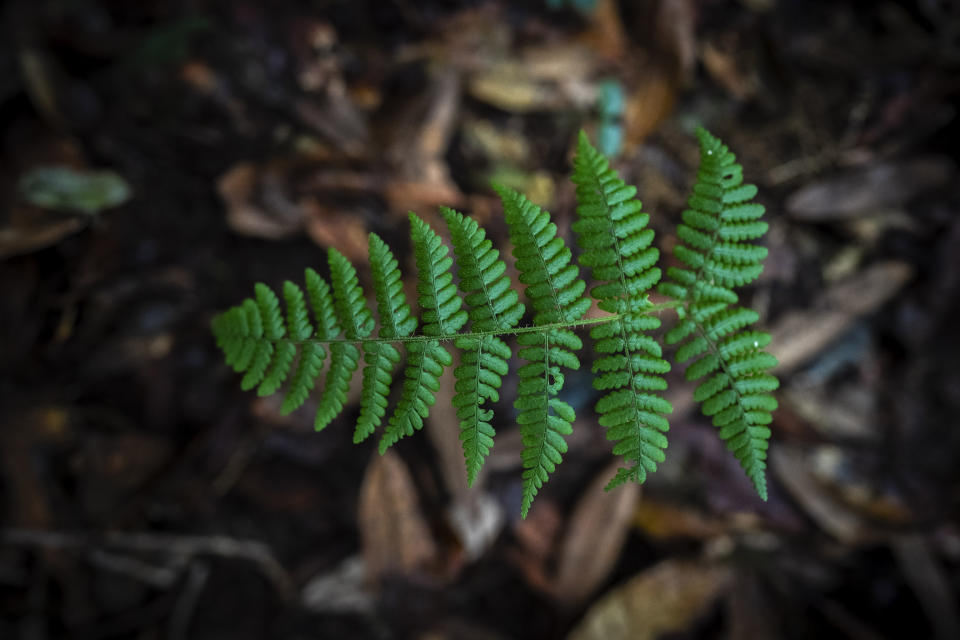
<box><xmin>19</xmin><ymin>166</ymin><xmax>132</xmax><ymax>215</ymax></box>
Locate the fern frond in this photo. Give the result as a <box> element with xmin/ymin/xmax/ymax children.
<box><xmin>378</xmin><ymin>213</ymin><xmax>468</xmax><ymax>453</ymax></box>
<box><xmin>212</xmin><ymin>126</ymin><xmax>779</xmax><ymax>516</ymax></box>
<box><xmin>571</xmin><ymin>131</ymin><xmax>674</xmax><ymax>488</ymax></box>
<box><xmin>353</xmin><ymin>234</ymin><xmax>416</xmax><ymax>443</ymax></box>
<box><xmin>496</xmin><ymin>185</ymin><xmax>590</xmax><ymax>517</ymax></box>
<box><xmin>442</xmin><ymin>206</ymin><xmax>524</xmax><ymax>485</ymax></box>
<box><xmin>658</xmin><ymin>127</ymin><xmax>778</xmax><ymax>499</ymax></box>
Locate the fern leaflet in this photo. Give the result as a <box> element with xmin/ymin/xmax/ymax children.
<box><xmin>571</xmin><ymin>131</ymin><xmax>674</xmax><ymax>489</ymax></box>
<box><xmin>496</xmin><ymin>185</ymin><xmax>591</xmax><ymax>518</ymax></box>
<box><xmin>658</xmin><ymin>127</ymin><xmax>778</xmax><ymax>499</ymax></box>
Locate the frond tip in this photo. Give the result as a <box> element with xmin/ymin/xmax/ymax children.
<box><xmin>658</xmin><ymin>126</ymin><xmax>778</xmax><ymax>499</ymax></box>
<box><xmin>212</xmin><ymin>126</ymin><xmax>779</xmax><ymax>516</ymax></box>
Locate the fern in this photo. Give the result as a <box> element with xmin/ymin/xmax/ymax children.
<box><xmin>212</xmin><ymin>127</ymin><xmax>779</xmax><ymax>516</ymax></box>
<box><xmin>496</xmin><ymin>185</ymin><xmax>591</xmax><ymax>518</ymax></box>
<box><xmin>657</xmin><ymin>128</ymin><xmax>778</xmax><ymax>499</ymax></box>
<box><xmin>570</xmin><ymin>130</ymin><xmax>673</xmax><ymax>490</ymax></box>
<box><xmin>442</xmin><ymin>206</ymin><xmax>525</xmax><ymax>486</ymax></box>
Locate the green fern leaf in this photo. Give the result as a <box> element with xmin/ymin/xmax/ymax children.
<box><xmin>658</xmin><ymin>127</ymin><xmax>779</xmax><ymax>499</ymax></box>
<box><xmin>212</xmin><ymin>126</ymin><xmax>779</xmax><ymax>517</ymax></box>
<box><xmin>316</xmin><ymin>249</ymin><xmax>373</xmax><ymax>431</ymax></box>
<box><xmin>571</xmin><ymin>131</ymin><xmax>674</xmax><ymax>488</ymax></box>
<box><xmin>354</xmin><ymin>234</ymin><xmax>416</xmax><ymax>443</ymax></box>
<box><xmin>378</xmin><ymin>213</ymin><xmax>467</xmax><ymax>453</ymax></box>
<box><xmin>496</xmin><ymin>184</ymin><xmax>589</xmax><ymax>517</ymax></box>
<box><xmin>442</xmin><ymin>206</ymin><xmax>524</xmax><ymax>485</ymax></box>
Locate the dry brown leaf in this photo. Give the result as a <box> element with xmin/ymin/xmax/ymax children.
<box><xmin>552</xmin><ymin>461</ymin><xmax>640</xmax><ymax>605</ymax></box>
<box><xmin>702</xmin><ymin>41</ymin><xmax>756</xmax><ymax>100</ymax></box>
<box><xmin>580</xmin><ymin>0</ymin><xmax>629</xmax><ymax>61</ymax></box>
<box><xmin>302</xmin><ymin>198</ymin><xmax>369</xmax><ymax>262</ymax></box>
<box><xmin>786</xmin><ymin>157</ymin><xmax>954</xmax><ymax>221</ymax></box>
<box><xmin>633</xmin><ymin>498</ymin><xmax>730</xmax><ymax>540</ymax></box>
<box><xmin>654</xmin><ymin>0</ymin><xmax>697</xmax><ymax>80</ymax></box>
<box><xmin>468</xmin><ymin>64</ymin><xmax>559</xmax><ymax>113</ymax></box>
<box><xmin>568</xmin><ymin>559</ymin><xmax>732</xmax><ymax>640</ymax></box>
<box><xmin>385</xmin><ymin>68</ymin><xmax>463</xmax><ymax>213</ymax></box>
<box><xmin>770</xmin><ymin>446</ymin><xmax>872</xmax><ymax>545</ymax></box>
<box><xmin>426</xmin><ymin>364</ymin><xmax>471</xmax><ymax>498</ymax></box>
<box><xmin>357</xmin><ymin>450</ymin><xmax>438</xmax><ymax>585</ymax></box>
<box><xmin>217</xmin><ymin>162</ymin><xmax>303</xmax><ymax>239</ymax></box>
<box><xmin>623</xmin><ymin>65</ymin><xmax>678</xmax><ymax>147</ymax></box>
<box><xmin>770</xmin><ymin>261</ymin><xmax>913</xmax><ymax>373</ymax></box>
<box><xmin>726</xmin><ymin>571</ymin><xmax>782</xmax><ymax>640</ymax></box>
<box><xmin>0</xmin><ymin>207</ymin><xmax>85</xmax><ymax>259</ymax></box>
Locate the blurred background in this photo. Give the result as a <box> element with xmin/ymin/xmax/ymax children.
<box><xmin>1</xmin><ymin>0</ymin><xmax>959</xmax><ymax>638</ymax></box>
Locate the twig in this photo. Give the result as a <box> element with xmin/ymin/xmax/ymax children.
<box><xmin>1</xmin><ymin>528</ymin><xmax>294</xmax><ymax>600</ymax></box>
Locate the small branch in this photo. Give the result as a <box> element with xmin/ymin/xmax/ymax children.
<box><xmin>1</xmin><ymin>528</ymin><xmax>294</xmax><ymax>601</ymax></box>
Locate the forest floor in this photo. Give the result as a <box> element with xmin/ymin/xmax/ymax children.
<box><xmin>1</xmin><ymin>1</ymin><xmax>959</xmax><ymax>638</ymax></box>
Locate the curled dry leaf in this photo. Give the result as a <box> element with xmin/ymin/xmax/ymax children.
<box><xmin>553</xmin><ymin>460</ymin><xmax>640</xmax><ymax>605</ymax></box>
<box><xmin>568</xmin><ymin>559</ymin><xmax>732</xmax><ymax>640</ymax></box>
<box><xmin>217</xmin><ymin>162</ymin><xmax>303</xmax><ymax>240</ymax></box>
<box><xmin>358</xmin><ymin>450</ymin><xmax>438</xmax><ymax>585</ymax></box>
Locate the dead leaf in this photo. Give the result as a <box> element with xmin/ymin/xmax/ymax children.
<box><xmin>702</xmin><ymin>41</ymin><xmax>756</xmax><ymax>101</ymax></box>
<box><xmin>302</xmin><ymin>198</ymin><xmax>369</xmax><ymax>262</ymax></box>
<box><xmin>568</xmin><ymin>559</ymin><xmax>732</xmax><ymax>640</ymax></box>
<box><xmin>0</xmin><ymin>207</ymin><xmax>85</xmax><ymax>259</ymax></box>
<box><xmin>770</xmin><ymin>261</ymin><xmax>913</xmax><ymax>373</ymax></box>
<box><xmin>623</xmin><ymin>65</ymin><xmax>678</xmax><ymax>147</ymax></box>
<box><xmin>552</xmin><ymin>461</ymin><xmax>639</xmax><ymax>605</ymax></box>
<box><xmin>385</xmin><ymin>68</ymin><xmax>464</xmax><ymax>213</ymax></box>
<box><xmin>654</xmin><ymin>0</ymin><xmax>697</xmax><ymax>81</ymax></box>
<box><xmin>580</xmin><ymin>0</ymin><xmax>629</xmax><ymax>61</ymax></box>
<box><xmin>217</xmin><ymin>162</ymin><xmax>303</xmax><ymax>239</ymax></box>
<box><xmin>469</xmin><ymin>63</ymin><xmax>561</xmax><ymax>113</ymax></box>
<box><xmin>358</xmin><ymin>450</ymin><xmax>438</xmax><ymax>585</ymax></box>
<box><xmin>726</xmin><ymin>571</ymin><xmax>782</xmax><ymax>640</ymax></box>
<box><xmin>786</xmin><ymin>157</ymin><xmax>955</xmax><ymax>221</ymax></box>
<box><xmin>633</xmin><ymin>498</ymin><xmax>729</xmax><ymax>540</ymax></box>
<box><xmin>770</xmin><ymin>446</ymin><xmax>873</xmax><ymax>545</ymax></box>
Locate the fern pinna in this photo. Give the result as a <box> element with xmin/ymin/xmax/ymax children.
<box><xmin>212</xmin><ymin>128</ymin><xmax>779</xmax><ymax>516</ymax></box>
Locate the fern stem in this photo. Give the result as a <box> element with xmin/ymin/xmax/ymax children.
<box><xmin>231</xmin><ymin>301</ymin><xmax>684</xmax><ymax>347</ymax></box>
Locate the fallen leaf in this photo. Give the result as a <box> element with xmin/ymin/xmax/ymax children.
<box><xmin>553</xmin><ymin>461</ymin><xmax>639</xmax><ymax>605</ymax></box>
<box><xmin>0</xmin><ymin>207</ymin><xmax>85</xmax><ymax>259</ymax></box>
<box><xmin>19</xmin><ymin>165</ymin><xmax>131</xmax><ymax>214</ymax></box>
<box><xmin>580</xmin><ymin>0</ymin><xmax>629</xmax><ymax>61</ymax></box>
<box><xmin>770</xmin><ymin>446</ymin><xmax>872</xmax><ymax>545</ymax></box>
<box><xmin>726</xmin><ymin>571</ymin><xmax>782</xmax><ymax>640</ymax></box>
<box><xmin>302</xmin><ymin>198</ymin><xmax>369</xmax><ymax>262</ymax></box>
<box><xmin>633</xmin><ymin>498</ymin><xmax>729</xmax><ymax>540</ymax></box>
<box><xmin>301</xmin><ymin>555</ymin><xmax>374</xmax><ymax>614</ymax></box>
<box><xmin>469</xmin><ymin>63</ymin><xmax>561</xmax><ymax>112</ymax></box>
<box><xmin>770</xmin><ymin>261</ymin><xmax>913</xmax><ymax>373</ymax></box>
<box><xmin>568</xmin><ymin>559</ymin><xmax>732</xmax><ymax>640</ymax></box>
<box><xmin>623</xmin><ymin>65</ymin><xmax>678</xmax><ymax>146</ymax></box>
<box><xmin>786</xmin><ymin>157</ymin><xmax>954</xmax><ymax>220</ymax></box>
<box><xmin>217</xmin><ymin>162</ymin><xmax>303</xmax><ymax>239</ymax></box>
<box><xmin>357</xmin><ymin>450</ymin><xmax>438</xmax><ymax>585</ymax></box>
<box><xmin>702</xmin><ymin>41</ymin><xmax>756</xmax><ymax>101</ymax></box>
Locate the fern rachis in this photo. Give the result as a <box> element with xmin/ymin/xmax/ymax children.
<box><xmin>212</xmin><ymin>128</ymin><xmax>779</xmax><ymax>516</ymax></box>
